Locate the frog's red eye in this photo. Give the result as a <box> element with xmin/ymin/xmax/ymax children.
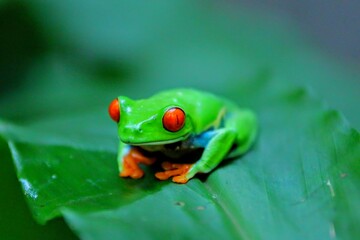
<box><xmin>108</xmin><ymin>98</ymin><xmax>120</xmax><ymax>122</ymax></box>
<box><xmin>162</xmin><ymin>107</ymin><xmax>185</xmax><ymax>132</ymax></box>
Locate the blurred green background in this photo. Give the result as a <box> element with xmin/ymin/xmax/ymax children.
<box><xmin>0</xmin><ymin>0</ymin><xmax>359</xmax><ymax>239</ymax></box>
<box><xmin>0</xmin><ymin>0</ymin><xmax>359</xmax><ymax>126</ymax></box>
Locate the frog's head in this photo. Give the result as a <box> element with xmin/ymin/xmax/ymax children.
<box><xmin>108</xmin><ymin>96</ymin><xmax>193</xmax><ymax>145</ymax></box>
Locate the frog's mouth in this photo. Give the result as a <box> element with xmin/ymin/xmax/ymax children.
<box><xmin>123</xmin><ymin>133</ymin><xmax>190</xmax><ymax>146</ymax></box>
<box><xmin>127</xmin><ymin>138</ymin><xmax>183</xmax><ymax>146</ymax></box>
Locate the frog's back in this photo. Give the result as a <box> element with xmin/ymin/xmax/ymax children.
<box><xmin>151</xmin><ymin>88</ymin><xmax>225</xmax><ymax>104</ymax></box>
<box><xmin>150</xmin><ymin>89</ymin><xmax>226</xmax><ymax>108</ymax></box>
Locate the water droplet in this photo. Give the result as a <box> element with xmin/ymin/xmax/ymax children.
<box><xmin>175</xmin><ymin>201</ymin><xmax>185</xmax><ymax>207</ymax></box>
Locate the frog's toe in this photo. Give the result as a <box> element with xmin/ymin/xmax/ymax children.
<box><xmin>172</xmin><ymin>175</ymin><xmax>189</xmax><ymax>184</ymax></box>
<box><xmin>155</xmin><ymin>168</ymin><xmax>183</xmax><ymax>181</ymax></box>
<box><xmin>130</xmin><ymin>169</ymin><xmax>144</xmax><ymax>179</ymax></box>
<box><xmin>119</xmin><ymin>162</ymin><xmax>132</xmax><ymax>177</ymax></box>
<box><xmin>120</xmin><ymin>168</ymin><xmax>144</xmax><ymax>179</ymax></box>
<box><xmin>154</xmin><ymin>171</ymin><xmax>170</xmax><ymax>180</ymax></box>
<box><xmin>161</xmin><ymin>161</ymin><xmax>174</xmax><ymax>171</ymax></box>
<box><xmin>119</xmin><ymin>169</ymin><xmax>130</xmax><ymax>177</ymax></box>
<box><xmin>120</xmin><ymin>161</ymin><xmax>145</xmax><ymax>179</ymax></box>
<box><xmin>155</xmin><ymin>163</ymin><xmax>193</xmax><ymax>183</ymax></box>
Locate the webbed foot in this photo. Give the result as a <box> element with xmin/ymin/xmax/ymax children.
<box><xmin>155</xmin><ymin>162</ymin><xmax>193</xmax><ymax>184</ymax></box>
<box><xmin>120</xmin><ymin>148</ymin><xmax>156</xmax><ymax>179</ymax></box>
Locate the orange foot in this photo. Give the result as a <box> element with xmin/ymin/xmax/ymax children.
<box><xmin>155</xmin><ymin>162</ymin><xmax>193</xmax><ymax>184</ymax></box>
<box><xmin>120</xmin><ymin>148</ymin><xmax>156</xmax><ymax>179</ymax></box>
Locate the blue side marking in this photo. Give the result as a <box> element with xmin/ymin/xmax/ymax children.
<box><xmin>192</xmin><ymin>130</ymin><xmax>217</xmax><ymax>148</ymax></box>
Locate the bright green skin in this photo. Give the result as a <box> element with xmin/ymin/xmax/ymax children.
<box><xmin>116</xmin><ymin>89</ymin><xmax>257</xmax><ymax>181</ymax></box>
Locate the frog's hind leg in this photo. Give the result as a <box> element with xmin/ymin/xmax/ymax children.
<box><xmin>163</xmin><ymin>128</ymin><xmax>238</xmax><ymax>183</ymax></box>
<box><xmin>155</xmin><ymin>109</ymin><xmax>257</xmax><ymax>184</ymax></box>
<box><xmin>226</xmin><ymin>109</ymin><xmax>258</xmax><ymax>158</ymax></box>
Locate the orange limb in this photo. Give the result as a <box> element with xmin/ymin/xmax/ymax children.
<box><xmin>120</xmin><ymin>148</ymin><xmax>156</xmax><ymax>179</ymax></box>
<box><xmin>155</xmin><ymin>162</ymin><xmax>193</xmax><ymax>184</ymax></box>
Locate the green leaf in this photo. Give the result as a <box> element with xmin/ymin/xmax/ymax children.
<box><xmin>0</xmin><ymin>139</ymin><xmax>77</xmax><ymax>239</ymax></box>
<box><xmin>25</xmin><ymin>0</ymin><xmax>360</xmax><ymax>128</ymax></box>
<box><xmin>2</xmin><ymin>73</ymin><xmax>360</xmax><ymax>239</ymax></box>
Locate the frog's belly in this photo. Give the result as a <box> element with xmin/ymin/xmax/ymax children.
<box><xmin>138</xmin><ymin>141</ymin><xmax>200</xmax><ymax>159</ymax></box>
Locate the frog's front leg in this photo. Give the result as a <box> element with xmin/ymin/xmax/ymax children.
<box><xmin>117</xmin><ymin>141</ymin><xmax>155</xmax><ymax>179</ymax></box>
<box><xmin>155</xmin><ymin>129</ymin><xmax>237</xmax><ymax>183</ymax></box>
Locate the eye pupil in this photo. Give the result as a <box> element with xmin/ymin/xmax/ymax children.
<box><xmin>108</xmin><ymin>98</ymin><xmax>120</xmax><ymax>122</ymax></box>
<box><xmin>163</xmin><ymin>107</ymin><xmax>185</xmax><ymax>132</ymax></box>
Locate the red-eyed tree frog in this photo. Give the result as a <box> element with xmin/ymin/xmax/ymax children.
<box><xmin>108</xmin><ymin>89</ymin><xmax>257</xmax><ymax>184</ymax></box>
